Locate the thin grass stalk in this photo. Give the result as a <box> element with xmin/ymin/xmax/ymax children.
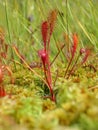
<box><xmin>5</xmin><ymin>0</ymin><xmax>16</xmax><ymax>69</ymax></box>
<box><xmin>66</xmin><ymin>0</ymin><xmax>69</xmax><ymax>35</ymax></box>
<box><xmin>5</xmin><ymin>0</ymin><xmax>11</xmax><ymax>44</ymax></box>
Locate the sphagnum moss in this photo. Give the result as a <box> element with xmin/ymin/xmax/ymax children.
<box><xmin>0</xmin><ymin>0</ymin><xmax>98</xmax><ymax>130</ymax></box>
<box><xmin>0</xmin><ymin>62</ymin><xmax>98</xmax><ymax>130</ymax></box>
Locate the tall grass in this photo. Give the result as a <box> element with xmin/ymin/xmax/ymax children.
<box><xmin>0</xmin><ymin>0</ymin><xmax>97</xmax><ymax>64</ymax></box>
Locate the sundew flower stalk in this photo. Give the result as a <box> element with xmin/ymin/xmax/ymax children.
<box><xmin>67</xmin><ymin>48</ymin><xmax>90</xmax><ymax>79</ymax></box>
<box><xmin>64</xmin><ymin>33</ymin><xmax>90</xmax><ymax>79</ymax></box>
<box><xmin>38</xmin><ymin>10</ymin><xmax>57</xmax><ymax>102</ymax></box>
<box><xmin>64</xmin><ymin>33</ymin><xmax>78</xmax><ymax>77</ymax></box>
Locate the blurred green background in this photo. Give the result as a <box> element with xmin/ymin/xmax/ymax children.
<box><xmin>0</xmin><ymin>0</ymin><xmax>98</xmax><ymax>63</ymax></box>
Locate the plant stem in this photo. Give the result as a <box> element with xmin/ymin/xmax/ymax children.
<box><xmin>50</xmin><ymin>44</ymin><xmax>65</xmax><ymax>66</ymax></box>
<box><xmin>45</xmin><ymin>54</ymin><xmax>55</xmax><ymax>102</ymax></box>
<box><xmin>64</xmin><ymin>56</ymin><xmax>73</xmax><ymax>78</ymax></box>
<box><xmin>67</xmin><ymin>54</ymin><xmax>80</xmax><ymax>79</ymax></box>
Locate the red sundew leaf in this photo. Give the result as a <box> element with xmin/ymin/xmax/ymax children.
<box><xmin>48</xmin><ymin>10</ymin><xmax>58</xmax><ymax>36</ymax></box>
<box><xmin>81</xmin><ymin>49</ymin><xmax>90</xmax><ymax>64</ymax></box>
<box><xmin>0</xmin><ymin>69</ymin><xmax>3</xmax><ymax>83</ymax></box>
<box><xmin>41</xmin><ymin>21</ymin><xmax>48</xmax><ymax>49</ymax></box>
<box><xmin>0</xmin><ymin>87</ymin><xmax>6</xmax><ymax>97</ymax></box>
<box><xmin>71</xmin><ymin>33</ymin><xmax>78</xmax><ymax>58</ymax></box>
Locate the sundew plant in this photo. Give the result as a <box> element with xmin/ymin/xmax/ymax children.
<box><xmin>0</xmin><ymin>0</ymin><xmax>98</xmax><ymax>130</ymax></box>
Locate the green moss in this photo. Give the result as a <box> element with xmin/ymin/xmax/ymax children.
<box><xmin>0</xmin><ymin>61</ymin><xmax>96</xmax><ymax>130</ymax></box>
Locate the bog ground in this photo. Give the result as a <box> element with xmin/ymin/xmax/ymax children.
<box><xmin>0</xmin><ymin>0</ymin><xmax>98</xmax><ymax>130</ymax></box>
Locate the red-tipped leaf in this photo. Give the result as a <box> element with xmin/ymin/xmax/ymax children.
<box><xmin>48</xmin><ymin>10</ymin><xmax>57</xmax><ymax>36</ymax></box>
<box><xmin>0</xmin><ymin>87</ymin><xmax>6</xmax><ymax>97</ymax></box>
<box><xmin>71</xmin><ymin>33</ymin><xmax>78</xmax><ymax>58</ymax></box>
<box><xmin>41</xmin><ymin>21</ymin><xmax>48</xmax><ymax>49</ymax></box>
<box><xmin>81</xmin><ymin>49</ymin><xmax>90</xmax><ymax>64</ymax></box>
